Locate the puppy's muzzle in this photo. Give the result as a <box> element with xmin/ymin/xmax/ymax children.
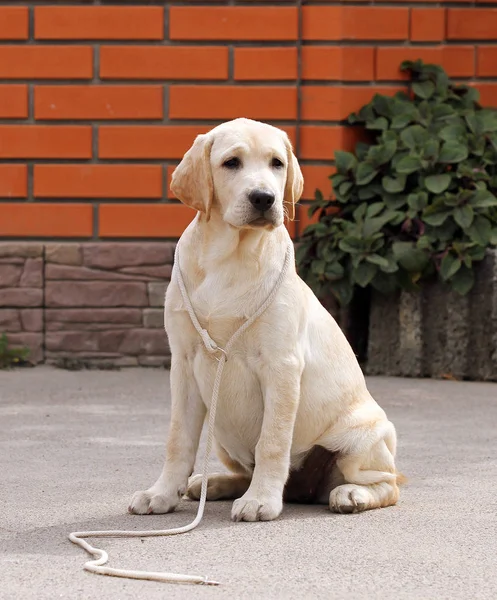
<box><xmin>248</xmin><ymin>189</ymin><xmax>275</xmax><ymax>213</ymax></box>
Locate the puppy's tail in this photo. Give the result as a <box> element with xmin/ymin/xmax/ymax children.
<box><xmin>396</xmin><ymin>471</ymin><xmax>408</xmax><ymax>485</ymax></box>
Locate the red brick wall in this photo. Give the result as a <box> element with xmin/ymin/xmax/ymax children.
<box><xmin>1</xmin><ymin>1</ymin><xmax>496</xmax><ymax>243</ymax></box>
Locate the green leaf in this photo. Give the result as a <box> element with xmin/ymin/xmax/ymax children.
<box><xmin>382</xmin><ymin>175</ymin><xmax>406</xmax><ymax>194</ymax></box>
<box><xmin>338</xmin><ymin>181</ymin><xmax>354</xmax><ymax>197</ymax></box>
<box><xmin>392</xmin><ymin>242</ymin><xmax>430</xmax><ymax>272</ymax></box>
<box><xmin>365</xmin><ymin>254</ymin><xmax>390</xmax><ymax>268</ymax></box>
<box><xmin>355</xmin><ymin>162</ymin><xmax>379</xmax><ymax>186</ymax></box>
<box><xmin>467</xmin><ymin>216</ymin><xmax>492</xmax><ymax>246</ymax></box>
<box><xmin>324</xmin><ymin>262</ymin><xmax>345</xmax><ymax>281</ymax></box>
<box><xmin>439</xmin><ymin>123</ymin><xmax>466</xmax><ymax>142</ymax></box>
<box><xmin>335</xmin><ymin>151</ymin><xmax>357</xmax><ymax>174</ymax></box>
<box><xmin>470</xmin><ymin>189</ymin><xmax>497</xmax><ymax>208</ymax></box>
<box><xmin>407</xmin><ymin>192</ymin><xmax>428</xmax><ymax>211</ymax></box>
<box><xmin>412</xmin><ymin>80</ymin><xmax>435</xmax><ymax>100</ymax></box>
<box><xmin>400</xmin><ymin>125</ymin><xmax>429</xmax><ymax>149</ymax></box>
<box><xmin>439</xmin><ymin>142</ymin><xmax>468</xmax><ymax>164</ymax></box>
<box><xmin>453</xmin><ymin>205</ymin><xmax>474</xmax><ymax>229</ymax></box>
<box><xmin>354</xmin><ymin>262</ymin><xmax>377</xmax><ymax>287</ymax></box>
<box><xmin>450</xmin><ymin>266</ymin><xmax>475</xmax><ymax>295</ymax></box>
<box><xmin>424</xmin><ymin>173</ymin><xmax>451</xmax><ymax>194</ymax></box>
<box><xmin>366</xmin><ymin>117</ymin><xmax>389</xmax><ymax>131</ymax></box>
<box><xmin>366</xmin><ymin>202</ymin><xmax>384</xmax><ymax>218</ymax></box>
<box><xmin>330</xmin><ymin>279</ymin><xmax>354</xmax><ymax>306</ymax></box>
<box><xmin>395</xmin><ymin>155</ymin><xmax>423</xmax><ymax>174</ymax></box>
<box><xmin>311</xmin><ymin>260</ymin><xmax>326</xmax><ymax>276</ymax></box>
<box><xmin>440</xmin><ymin>253</ymin><xmax>462</xmax><ymax>281</ymax></box>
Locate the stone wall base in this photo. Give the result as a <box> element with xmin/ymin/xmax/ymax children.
<box><xmin>367</xmin><ymin>250</ymin><xmax>497</xmax><ymax>381</ymax></box>
<box><xmin>0</xmin><ymin>242</ymin><xmax>172</xmax><ymax>367</ymax></box>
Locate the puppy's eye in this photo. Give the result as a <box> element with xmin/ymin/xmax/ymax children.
<box><xmin>223</xmin><ymin>157</ymin><xmax>241</xmax><ymax>169</ymax></box>
<box><xmin>271</xmin><ymin>157</ymin><xmax>284</xmax><ymax>169</ymax></box>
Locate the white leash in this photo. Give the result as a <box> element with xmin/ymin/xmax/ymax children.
<box><xmin>69</xmin><ymin>240</ymin><xmax>293</xmax><ymax>586</ymax></box>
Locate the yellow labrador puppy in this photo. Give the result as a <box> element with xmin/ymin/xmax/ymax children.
<box><xmin>129</xmin><ymin>118</ymin><xmax>400</xmax><ymax>522</ymax></box>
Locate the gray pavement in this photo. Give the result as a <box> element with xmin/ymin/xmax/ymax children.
<box><xmin>0</xmin><ymin>367</ymin><xmax>496</xmax><ymax>600</ymax></box>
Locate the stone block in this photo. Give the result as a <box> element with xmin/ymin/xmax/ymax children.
<box><xmin>20</xmin><ymin>258</ymin><xmax>43</xmax><ymax>287</ymax></box>
<box><xmin>0</xmin><ymin>265</ymin><xmax>23</xmax><ymax>287</ymax></box>
<box><xmin>0</xmin><ymin>288</ymin><xmax>43</xmax><ymax>307</ymax></box>
<box><xmin>7</xmin><ymin>332</ymin><xmax>43</xmax><ymax>364</ymax></box>
<box><xmin>148</xmin><ymin>282</ymin><xmax>168</xmax><ymax>307</ymax></box>
<box><xmin>143</xmin><ymin>308</ymin><xmax>164</xmax><ymax>328</ymax></box>
<box><xmin>45</xmin><ymin>243</ymin><xmax>83</xmax><ymax>266</ymax></box>
<box><xmin>45</xmin><ymin>308</ymin><xmax>142</xmax><ymax>325</ymax></box>
<box><xmin>0</xmin><ymin>243</ymin><xmax>43</xmax><ymax>258</ymax></box>
<box><xmin>83</xmin><ymin>243</ymin><xmax>175</xmax><ymax>269</ymax></box>
<box><xmin>0</xmin><ymin>309</ymin><xmax>21</xmax><ymax>332</ymax></box>
<box><xmin>118</xmin><ymin>328</ymin><xmax>169</xmax><ymax>356</ymax></box>
<box><xmin>20</xmin><ymin>309</ymin><xmax>43</xmax><ymax>332</ymax></box>
<box><xmin>121</xmin><ymin>265</ymin><xmax>172</xmax><ymax>279</ymax></box>
<box><xmin>138</xmin><ymin>355</ymin><xmax>170</xmax><ymax>367</ymax></box>
<box><xmin>45</xmin><ymin>263</ymin><xmax>153</xmax><ymax>282</ymax></box>
<box><xmin>367</xmin><ymin>250</ymin><xmax>497</xmax><ymax>381</ymax></box>
<box><xmin>45</xmin><ymin>281</ymin><xmax>147</xmax><ymax>308</ymax></box>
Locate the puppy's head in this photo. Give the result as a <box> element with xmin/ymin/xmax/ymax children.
<box><xmin>170</xmin><ymin>118</ymin><xmax>303</xmax><ymax>230</ymax></box>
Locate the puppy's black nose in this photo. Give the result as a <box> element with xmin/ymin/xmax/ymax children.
<box><xmin>248</xmin><ymin>190</ymin><xmax>275</xmax><ymax>212</ymax></box>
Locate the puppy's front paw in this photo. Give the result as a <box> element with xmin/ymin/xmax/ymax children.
<box><xmin>128</xmin><ymin>486</ymin><xmax>180</xmax><ymax>515</ymax></box>
<box><xmin>329</xmin><ymin>484</ymin><xmax>372</xmax><ymax>514</ymax></box>
<box><xmin>231</xmin><ymin>492</ymin><xmax>282</xmax><ymax>522</ymax></box>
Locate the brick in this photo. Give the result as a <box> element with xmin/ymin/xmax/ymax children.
<box><xmin>0</xmin><ymin>126</ymin><xmax>92</xmax><ymax>159</ymax></box>
<box><xmin>99</xmin><ymin>126</ymin><xmax>211</xmax><ymax>159</ymax></box>
<box><xmin>0</xmin><ymin>86</ymin><xmax>28</xmax><ymax>119</ymax></box>
<box><xmin>447</xmin><ymin>9</ymin><xmax>497</xmax><ymax>39</ymax></box>
<box><xmin>303</xmin><ymin>7</ymin><xmax>409</xmax><ymax>41</ymax></box>
<box><xmin>35</xmin><ymin>6</ymin><xmax>164</xmax><ymax>40</ymax></box>
<box><xmin>0</xmin><ymin>46</ymin><xmax>93</xmax><ymax>80</ymax></box>
<box><xmin>34</xmin><ymin>165</ymin><xmax>163</xmax><ymax>199</ymax></box>
<box><xmin>300</xmin><ymin>127</ymin><xmax>362</xmax><ymax>161</ymax></box>
<box><xmin>0</xmin><ymin>7</ymin><xmax>28</xmax><ymax>40</ymax></box>
<box><xmin>376</xmin><ymin>47</ymin><xmax>475</xmax><ymax>80</ymax></box>
<box><xmin>45</xmin><ymin>281</ymin><xmax>147</xmax><ymax>308</ymax></box>
<box><xmin>0</xmin><ymin>165</ymin><xmax>27</xmax><ymax>198</ymax></box>
<box><xmin>99</xmin><ymin>204</ymin><xmax>196</xmax><ymax>238</ymax></box>
<box><xmin>0</xmin><ymin>204</ymin><xmax>93</xmax><ymax>238</ymax></box>
<box><xmin>301</xmin><ymin>86</ymin><xmax>402</xmax><ymax>122</ymax></box>
<box><xmin>83</xmin><ymin>243</ymin><xmax>174</xmax><ymax>269</ymax></box>
<box><xmin>411</xmin><ymin>9</ymin><xmax>446</xmax><ymax>42</ymax></box>
<box><xmin>234</xmin><ymin>48</ymin><xmax>297</xmax><ymax>81</ymax></box>
<box><xmin>475</xmin><ymin>84</ymin><xmax>497</xmax><ymax>108</ymax></box>
<box><xmin>101</xmin><ymin>46</ymin><xmax>227</xmax><ymax>81</ymax></box>
<box><xmin>302</xmin><ymin>47</ymin><xmax>375</xmax><ymax>81</ymax></box>
<box><xmin>169</xmin><ymin>86</ymin><xmax>297</xmax><ymax>120</ymax></box>
<box><xmin>301</xmin><ymin>165</ymin><xmax>334</xmax><ymax>201</ymax></box>
<box><xmin>477</xmin><ymin>47</ymin><xmax>497</xmax><ymax>77</ymax></box>
<box><xmin>34</xmin><ymin>86</ymin><xmax>163</xmax><ymax>120</ymax></box>
<box><xmin>302</xmin><ymin>7</ymin><xmax>342</xmax><ymax>41</ymax></box>
<box><xmin>170</xmin><ymin>7</ymin><xmax>297</xmax><ymax>41</ymax></box>
<box><xmin>45</xmin><ymin>264</ymin><xmax>156</xmax><ymax>282</ymax></box>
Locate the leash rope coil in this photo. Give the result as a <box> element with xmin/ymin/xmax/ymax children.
<box><xmin>69</xmin><ymin>241</ymin><xmax>293</xmax><ymax>586</ymax></box>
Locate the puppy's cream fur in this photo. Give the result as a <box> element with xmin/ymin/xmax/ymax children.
<box><xmin>129</xmin><ymin>118</ymin><xmax>400</xmax><ymax>522</ymax></box>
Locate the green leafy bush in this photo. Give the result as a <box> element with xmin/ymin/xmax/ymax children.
<box><xmin>0</xmin><ymin>333</ymin><xmax>30</xmax><ymax>369</ymax></box>
<box><xmin>297</xmin><ymin>60</ymin><xmax>497</xmax><ymax>306</ymax></box>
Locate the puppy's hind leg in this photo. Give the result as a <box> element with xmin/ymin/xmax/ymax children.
<box><xmin>326</xmin><ymin>419</ymin><xmax>400</xmax><ymax>514</ymax></box>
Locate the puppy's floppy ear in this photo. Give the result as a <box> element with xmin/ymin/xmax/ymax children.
<box><xmin>170</xmin><ymin>133</ymin><xmax>214</xmax><ymax>220</ymax></box>
<box><xmin>283</xmin><ymin>135</ymin><xmax>304</xmax><ymax>221</ymax></box>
